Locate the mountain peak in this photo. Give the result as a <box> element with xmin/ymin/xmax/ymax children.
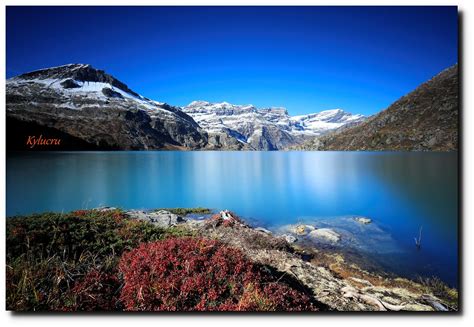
<box><xmin>12</xmin><ymin>63</ymin><xmax>140</xmax><ymax>98</ymax></box>
<box><xmin>16</xmin><ymin>63</ymin><xmax>91</xmax><ymax>79</ymax></box>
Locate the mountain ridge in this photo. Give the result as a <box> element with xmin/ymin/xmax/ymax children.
<box><xmin>294</xmin><ymin>64</ymin><xmax>459</xmax><ymax>151</ymax></box>
<box><xmin>182</xmin><ymin>100</ymin><xmax>365</xmax><ymax>150</ymax></box>
<box><xmin>6</xmin><ymin>63</ymin><xmax>456</xmax><ymax>151</ymax></box>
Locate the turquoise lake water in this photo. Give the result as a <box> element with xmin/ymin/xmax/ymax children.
<box><xmin>6</xmin><ymin>151</ymin><xmax>459</xmax><ymax>287</ymax></box>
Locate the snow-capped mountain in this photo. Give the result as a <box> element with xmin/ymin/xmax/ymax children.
<box><xmin>183</xmin><ymin>101</ymin><xmax>366</xmax><ymax>150</ymax></box>
<box><xmin>7</xmin><ymin>64</ymin><xmax>164</xmax><ymax>111</ymax></box>
<box><xmin>6</xmin><ymin>64</ymin><xmax>207</xmax><ymax>150</ymax></box>
<box><xmin>6</xmin><ymin>63</ymin><xmax>366</xmax><ymax>150</ymax></box>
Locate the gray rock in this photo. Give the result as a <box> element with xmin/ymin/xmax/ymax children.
<box><xmin>151</xmin><ymin>210</ymin><xmax>186</xmax><ymax>227</ymax></box>
<box><xmin>127</xmin><ymin>209</ymin><xmax>186</xmax><ymax>228</ymax></box>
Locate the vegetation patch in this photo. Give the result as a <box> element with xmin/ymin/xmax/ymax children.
<box><xmin>6</xmin><ymin>209</ymin><xmax>192</xmax><ymax>311</ymax></box>
<box><xmin>6</xmin><ymin>209</ymin><xmax>317</xmax><ymax>312</ymax></box>
<box><xmin>119</xmin><ymin>237</ymin><xmax>318</xmax><ymax>311</ymax></box>
<box><xmin>418</xmin><ymin>276</ymin><xmax>458</xmax><ymax>310</ymax></box>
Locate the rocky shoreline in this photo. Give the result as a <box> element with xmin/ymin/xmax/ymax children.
<box><xmin>123</xmin><ymin>208</ymin><xmax>458</xmax><ymax>311</ymax></box>
<box><xmin>6</xmin><ymin>207</ymin><xmax>457</xmax><ymax>312</ymax></box>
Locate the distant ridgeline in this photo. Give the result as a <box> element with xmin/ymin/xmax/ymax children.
<box><xmin>6</xmin><ymin>63</ymin><xmax>458</xmax><ymax>151</ymax></box>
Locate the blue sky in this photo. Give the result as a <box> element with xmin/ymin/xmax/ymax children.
<box><xmin>6</xmin><ymin>6</ymin><xmax>458</xmax><ymax>116</ymax></box>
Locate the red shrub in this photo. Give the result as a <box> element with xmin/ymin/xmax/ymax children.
<box><xmin>119</xmin><ymin>238</ymin><xmax>316</xmax><ymax>311</ymax></box>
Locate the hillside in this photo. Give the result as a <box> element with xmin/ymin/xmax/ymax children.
<box><xmin>295</xmin><ymin>65</ymin><xmax>459</xmax><ymax>151</ymax></box>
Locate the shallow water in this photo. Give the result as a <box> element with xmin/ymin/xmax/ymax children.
<box><xmin>6</xmin><ymin>151</ymin><xmax>458</xmax><ymax>286</ymax></box>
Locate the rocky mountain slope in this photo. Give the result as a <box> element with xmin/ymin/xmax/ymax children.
<box><xmin>183</xmin><ymin>101</ymin><xmax>365</xmax><ymax>150</ymax></box>
<box><xmin>6</xmin><ymin>64</ymin><xmax>207</xmax><ymax>150</ymax></box>
<box><xmin>295</xmin><ymin>64</ymin><xmax>459</xmax><ymax>151</ymax></box>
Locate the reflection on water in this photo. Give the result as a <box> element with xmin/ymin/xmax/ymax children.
<box><xmin>6</xmin><ymin>151</ymin><xmax>458</xmax><ymax>286</ymax></box>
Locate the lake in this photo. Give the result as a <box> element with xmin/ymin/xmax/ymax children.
<box><xmin>6</xmin><ymin>151</ymin><xmax>459</xmax><ymax>287</ymax></box>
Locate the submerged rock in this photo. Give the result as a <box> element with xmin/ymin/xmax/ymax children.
<box><xmin>354</xmin><ymin>217</ymin><xmax>372</xmax><ymax>224</ymax></box>
<box><xmin>308</xmin><ymin>228</ymin><xmax>341</xmax><ymax>243</ymax></box>
<box><xmin>293</xmin><ymin>224</ymin><xmax>316</xmax><ymax>236</ymax></box>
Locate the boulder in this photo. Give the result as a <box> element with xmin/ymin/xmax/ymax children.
<box><xmin>151</xmin><ymin>210</ymin><xmax>186</xmax><ymax>227</ymax></box>
<box><xmin>128</xmin><ymin>209</ymin><xmax>186</xmax><ymax>228</ymax></box>
<box><xmin>308</xmin><ymin>228</ymin><xmax>341</xmax><ymax>243</ymax></box>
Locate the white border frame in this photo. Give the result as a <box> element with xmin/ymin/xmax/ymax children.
<box><xmin>1</xmin><ymin>1</ymin><xmax>472</xmax><ymax>325</ymax></box>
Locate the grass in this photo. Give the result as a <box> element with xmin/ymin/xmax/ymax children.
<box><xmin>6</xmin><ymin>209</ymin><xmax>193</xmax><ymax>311</ymax></box>
<box><xmin>417</xmin><ymin>276</ymin><xmax>458</xmax><ymax>310</ymax></box>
